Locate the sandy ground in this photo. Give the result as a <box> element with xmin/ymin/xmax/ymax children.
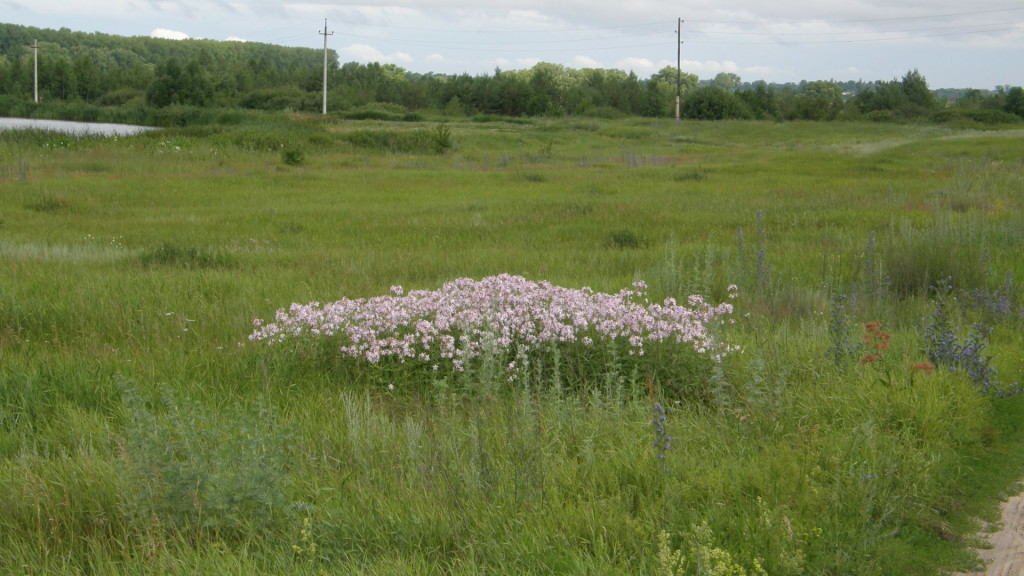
<box><xmin>957</xmin><ymin>493</ymin><xmax>1024</xmax><ymax>576</ymax></box>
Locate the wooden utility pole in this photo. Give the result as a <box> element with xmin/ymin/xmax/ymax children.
<box><xmin>32</xmin><ymin>39</ymin><xmax>39</xmax><ymax>103</ymax></box>
<box><xmin>676</xmin><ymin>19</ymin><xmax>683</xmax><ymax>123</ymax></box>
<box><xmin>320</xmin><ymin>19</ymin><xmax>334</xmax><ymax>115</ymax></box>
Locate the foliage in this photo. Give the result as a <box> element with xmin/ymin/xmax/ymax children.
<box><xmin>1006</xmin><ymin>86</ymin><xmax>1024</xmax><ymax>118</ymax></box>
<box><xmin>0</xmin><ymin>21</ymin><xmax>1018</xmax><ymax>124</ymax></box>
<box><xmin>922</xmin><ymin>280</ymin><xmax>1021</xmax><ymax>398</ymax></box>
<box><xmin>681</xmin><ymin>87</ymin><xmax>753</xmax><ymax>120</ymax></box>
<box><xmin>119</xmin><ymin>384</ymin><xmax>290</xmax><ymax>539</ymax></box>
<box><xmin>250</xmin><ymin>275</ymin><xmax>737</xmax><ymax>394</ymax></box>
<box><xmin>338</xmin><ymin>123</ymin><xmax>454</xmax><ymax>154</ymax></box>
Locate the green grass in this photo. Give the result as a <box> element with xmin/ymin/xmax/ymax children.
<box><xmin>1</xmin><ymin>115</ymin><xmax>1023</xmax><ymax>574</ymax></box>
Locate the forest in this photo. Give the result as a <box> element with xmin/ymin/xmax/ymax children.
<box><xmin>1</xmin><ymin>21</ymin><xmax>1023</xmax><ymax>125</ymax></box>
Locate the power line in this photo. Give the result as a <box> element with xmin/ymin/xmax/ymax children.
<box><xmin>686</xmin><ymin>24</ymin><xmax>1022</xmax><ymax>45</ymax></box>
<box><xmin>686</xmin><ymin>6</ymin><xmax>1024</xmax><ymax>25</ymax></box>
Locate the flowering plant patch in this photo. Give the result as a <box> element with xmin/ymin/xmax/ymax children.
<box><xmin>250</xmin><ymin>274</ymin><xmax>737</xmax><ymax>381</ymax></box>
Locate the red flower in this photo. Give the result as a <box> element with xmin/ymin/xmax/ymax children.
<box><xmin>911</xmin><ymin>362</ymin><xmax>935</xmax><ymax>376</ymax></box>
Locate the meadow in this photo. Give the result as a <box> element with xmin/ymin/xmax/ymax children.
<box><xmin>1</xmin><ymin>113</ymin><xmax>1024</xmax><ymax>575</ymax></box>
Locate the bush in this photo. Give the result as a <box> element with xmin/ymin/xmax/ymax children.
<box><xmin>97</xmin><ymin>89</ymin><xmax>146</xmax><ymax>107</ymax></box>
<box><xmin>932</xmin><ymin>108</ymin><xmax>1022</xmax><ymax>125</ymax></box>
<box><xmin>119</xmin><ymin>385</ymin><xmax>290</xmax><ymax>540</ymax></box>
<box><xmin>340</xmin><ymin>124</ymin><xmax>454</xmax><ymax>154</ymax></box>
<box><xmin>681</xmin><ymin>88</ymin><xmax>753</xmax><ymax>120</ymax></box>
<box><xmin>281</xmin><ymin>147</ymin><xmax>306</xmax><ymax>166</ymax></box>
<box><xmin>239</xmin><ymin>87</ymin><xmax>310</xmax><ymax>111</ymax></box>
<box><xmin>249</xmin><ymin>275</ymin><xmax>737</xmax><ymax>398</ymax></box>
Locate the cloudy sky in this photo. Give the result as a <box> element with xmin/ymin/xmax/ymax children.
<box><xmin>3</xmin><ymin>0</ymin><xmax>1022</xmax><ymax>89</ymax></box>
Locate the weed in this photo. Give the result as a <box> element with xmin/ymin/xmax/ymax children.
<box><xmin>339</xmin><ymin>125</ymin><xmax>453</xmax><ymax>154</ymax></box>
<box><xmin>432</xmin><ymin>122</ymin><xmax>453</xmax><ymax>154</ymax></box>
<box><xmin>138</xmin><ymin>242</ymin><xmax>236</xmax><ymax>270</ymax></box>
<box><xmin>607</xmin><ymin>229</ymin><xmax>642</xmax><ymax>249</ymax></box>
<box><xmin>826</xmin><ymin>293</ymin><xmax>857</xmax><ymax>366</ymax></box>
<box><xmin>674</xmin><ymin>166</ymin><xmax>707</xmax><ymax>182</ymax></box>
<box><xmin>515</xmin><ymin>171</ymin><xmax>547</xmax><ymax>182</ymax></box>
<box><xmin>291</xmin><ymin>517</ymin><xmax>322</xmax><ymax>569</ymax></box>
<box><xmin>673</xmin><ymin>522</ymin><xmax>768</xmax><ymax>576</ymax></box>
<box><xmin>860</xmin><ymin>231</ymin><xmax>887</xmax><ymax>301</ymax></box>
<box><xmin>883</xmin><ymin>214</ymin><xmax>991</xmax><ymax>297</ymax></box>
<box><xmin>859</xmin><ymin>321</ymin><xmax>894</xmax><ymax>385</ymax></box>
<box><xmin>119</xmin><ymin>384</ymin><xmax>290</xmax><ymax>540</ymax></box>
<box><xmin>25</xmin><ymin>193</ymin><xmax>70</xmax><ymax>212</ymax></box>
<box><xmin>281</xmin><ymin>147</ymin><xmax>305</xmax><ymax>166</ymax></box>
<box><xmin>657</xmin><ymin>530</ymin><xmax>686</xmax><ymax>576</ymax></box>
<box><xmin>651</xmin><ymin>402</ymin><xmax>671</xmax><ymax>471</ymax></box>
<box><xmin>922</xmin><ymin>280</ymin><xmax>1021</xmax><ymax>397</ymax></box>
<box><xmin>755</xmin><ymin>210</ymin><xmax>772</xmax><ymax>293</ymax></box>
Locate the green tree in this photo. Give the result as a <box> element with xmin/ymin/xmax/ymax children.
<box><xmin>527</xmin><ymin>62</ymin><xmax>564</xmax><ymax>116</ymax></box>
<box><xmin>146</xmin><ymin>57</ymin><xmax>183</xmax><ymax>107</ymax></box>
<box><xmin>709</xmin><ymin>72</ymin><xmax>741</xmax><ymax>92</ymax></box>
<box><xmin>681</xmin><ymin>87</ymin><xmax>752</xmax><ymax>120</ymax></box>
<box><xmin>1005</xmin><ymin>86</ymin><xmax>1024</xmax><ymax>118</ymax></box>
<box><xmin>738</xmin><ymin>81</ymin><xmax>778</xmax><ymax>120</ymax></box>
<box><xmin>901</xmin><ymin>69</ymin><xmax>936</xmax><ymax>111</ymax></box>
<box><xmin>854</xmin><ymin>80</ymin><xmax>908</xmax><ymax>116</ymax></box>
<box><xmin>72</xmin><ymin>54</ymin><xmax>102</xmax><ymax>101</ymax></box>
<box><xmin>179</xmin><ymin>59</ymin><xmax>214</xmax><ymax>106</ymax></box>
<box><xmin>783</xmin><ymin>80</ymin><xmax>845</xmax><ymax>120</ymax></box>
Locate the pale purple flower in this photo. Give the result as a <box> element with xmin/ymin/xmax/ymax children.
<box><xmin>249</xmin><ymin>274</ymin><xmax>738</xmax><ymax>381</ymax></box>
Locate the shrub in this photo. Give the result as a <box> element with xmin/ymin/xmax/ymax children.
<box><xmin>281</xmin><ymin>147</ymin><xmax>306</xmax><ymax>166</ymax></box>
<box><xmin>340</xmin><ymin>125</ymin><xmax>454</xmax><ymax>154</ymax></box>
<box><xmin>681</xmin><ymin>88</ymin><xmax>753</xmax><ymax>120</ymax></box>
<box><xmin>922</xmin><ymin>280</ymin><xmax>1021</xmax><ymax>397</ymax></box>
<box><xmin>97</xmin><ymin>89</ymin><xmax>146</xmax><ymax>107</ymax></box>
<box><xmin>238</xmin><ymin>87</ymin><xmax>310</xmax><ymax>111</ymax></box>
<box><xmin>250</xmin><ymin>275</ymin><xmax>738</xmax><ymax>396</ymax></box>
<box><xmin>119</xmin><ymin>384</ymin><xmax>290</xmax><ymax>540</ymax></box>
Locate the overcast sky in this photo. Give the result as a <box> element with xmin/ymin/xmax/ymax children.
<box><xmin>3</xmin><ymin>0</ymin><xmax>1022</xmax><ymax>89</ymax></box>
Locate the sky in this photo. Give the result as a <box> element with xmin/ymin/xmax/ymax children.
<box><xmin>3</xmin><ymin>0</ymin><xmax>1023</xmax><ymax>89</ymax></box>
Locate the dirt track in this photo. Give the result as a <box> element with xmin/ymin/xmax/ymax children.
<box><xmin>958</xmin><ymin>493</ymin><xmax>1024</xmax><ymax>576</ymax></box>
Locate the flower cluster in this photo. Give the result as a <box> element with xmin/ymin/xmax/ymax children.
<box><xmin>859</xmin><ymin>321</ymin><xmax>891</xmax><ymax>365</ymax></box>
<box><xmin>250</xmin><ymin>274</ymin><xmax>737</xmax><ymax>377</ymax></box>
<box><xmin>923</xmin><ymin>280</ymin><xmax>1021</xmax><ymax>398</ymax></box>
<box><xmin>651</xmin><ymin>402</ymin><xmax>671</xmax><ymax>471</ymax></box>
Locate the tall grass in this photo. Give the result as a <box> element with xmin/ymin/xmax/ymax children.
<box><xmin>1</xmin><ymin>116</ymin><xmax>1023</xmax><ymax>574</ymax></box>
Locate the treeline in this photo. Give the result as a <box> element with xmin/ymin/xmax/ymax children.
<box><xmin>0</xmin><ymin>23</ymin><xmax>326</xmax><ymax>108</ymax></box>
<box><xmin>1</xmin><ymin>22</ymin><xmax>1023</xmax><ymax>124</ymax></box>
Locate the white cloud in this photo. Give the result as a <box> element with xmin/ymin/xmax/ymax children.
<box><xmin>573</xmin><ymin>55</ymin><xmax>601</xmax><ymax>68</ymax></box>
<box><xmin>495</xmin><ymin>57</ymin><xmax>540</xmax><ymax>69</ymax></box>
<box><xmin>340</xmin><ymin>44</ymin><xmax>415</xmax><ymax>65</ymax></box>
<box><xmin>682</xmin><ymin>60</ymin><xmax>741</xmax><ymax>75</ymax></box>
<box><xmin>615</xmin><ymin>57</ymin><xmax>674</xmax><ymax>77</ymax></box>
<box><xmin>150</xmin><ymin>28</ymin><xmax>189</xmax><ymax>40</ymax></box>
<box><xmin>225</xmin><ymin>36</ymin><xmax>247</xmax><ymax>42</ymax></box>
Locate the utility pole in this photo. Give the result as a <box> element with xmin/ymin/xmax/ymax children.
<box><xmin>675</xmin><ymin>19</ymin><xmax>683</xmax><ymax>123</ymax></box>
<box><xmin>320</xmin><ymin>19</ymin><xmax>334</xmax><ymax>115</ymax></box>
<box><xmin>32</xmin><ymin>39</ymin><xmax>39</xmax><ymax>104</ymax></box>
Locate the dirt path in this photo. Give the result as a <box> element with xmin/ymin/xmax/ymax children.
<box><xmin>958</xmin><ymin>493</ymin><xmax>1024</xmax><ymax>576</ymax></box>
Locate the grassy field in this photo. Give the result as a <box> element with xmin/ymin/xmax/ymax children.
<box><xmin>2</xmin><ymin>114</ymin><xmax>1024</xmax><ymax>575</ymax></box>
